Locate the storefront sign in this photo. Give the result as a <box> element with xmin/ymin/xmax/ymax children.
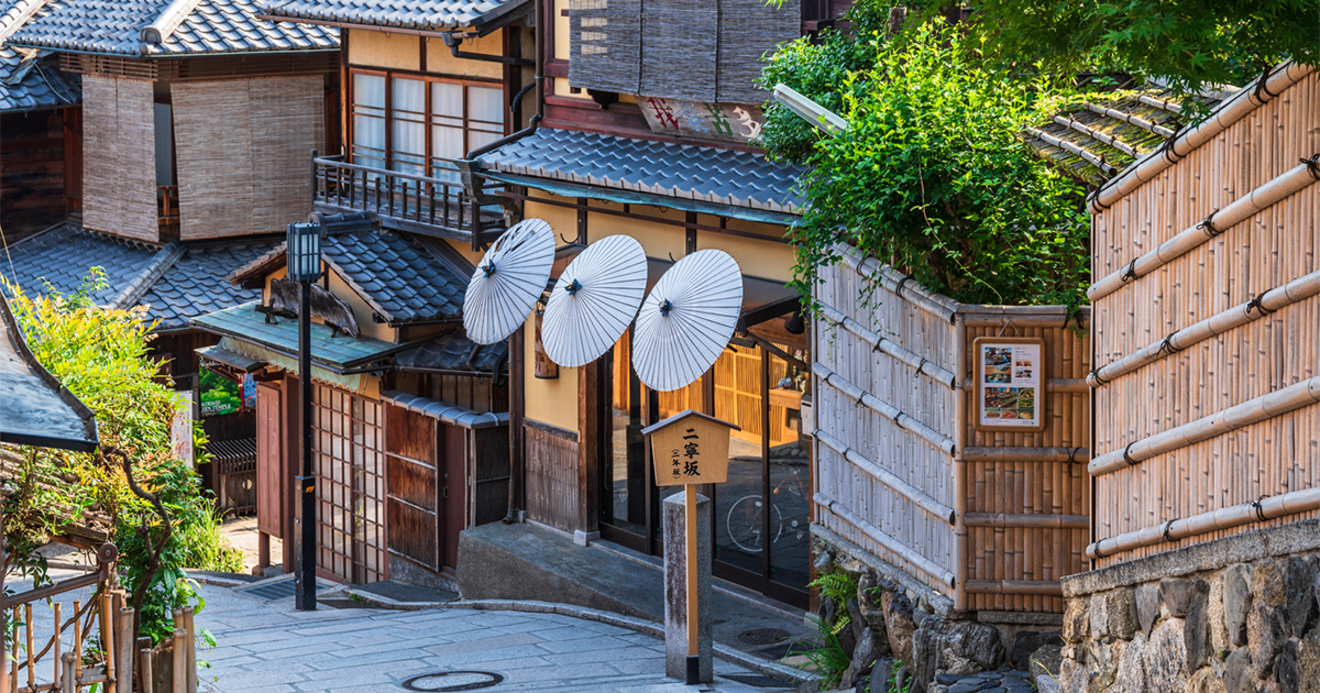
<box><xmin>200</xmin><ymin>368</ymin><xmax>251</xmax><ymax>417</ymax></box>
<box><xmin>642</xmin><ymin>410</ymin><xmax>739</xmax><ymax>485</ymax></box>
<box><xmin>973</xmin><ymin>337</ymin><xmax>1046</xmax><ymax>432</ymax></box>
<box><xmin>640</xmin><ymin>97</ymin><xmax>764</xmax><ymax>144</ymax></box>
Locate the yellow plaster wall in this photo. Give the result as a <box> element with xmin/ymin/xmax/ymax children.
<box><xmin>553</xmin><ymin>0</ymin><xmax>571</xmax><ymax>61</ymax></box>
<box><xmin>587</xmin><ymin>200</ymin><xmax>686</xmax><ymax>260</ymax></box>
<box><xmin>525</xmin><ymin>195</ymin><xmax>577</xmax><ymax>242</ymax></box>
<box><xmin>426</xmin><ymin>31</ymin><xmax>504</xmax><ymax>80</ymax></box>
<box><xmin>442</xmin><ymin>238</ymin><xmax>486</xmax><ymax>268</ymax></box>
<box><xmin>347</xmin><ymin>29</ymin><xmax>420</xmax><ymax>70</ymax></box>
<box><xmin>696</xmin><ymin>230</ymin><xmax>795</xmax><ymax>283</ymax></box>
<box><xmin>523</xmin><ymin>312</ymin><xmax>579</xmax><ymax>431</ymax></box>
<box><xmin>327</xmin><ymin>269</ymin><xmax>396</xmax><ymax>342</ymax></box>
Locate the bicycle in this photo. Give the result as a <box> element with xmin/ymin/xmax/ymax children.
<box><xmin>724</xmin><ymin>463</ymin><xmax>809</xmax><ymax>554</ymax></box>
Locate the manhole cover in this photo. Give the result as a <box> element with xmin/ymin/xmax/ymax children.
<box><xmin>401</xmin><ymin>671</ymin><xmax>505</xmax><ymax>692</ymax></box>
<box><xmin>737</xmin><ymin>627</ymin><xmax>789</xmax><ymax>646</ymax></box>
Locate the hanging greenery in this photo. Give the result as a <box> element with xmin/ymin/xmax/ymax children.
<box><xmin>2</xmin><ymin>272</ymin><xmax>241</xmax><ymax>645</ymax></box>
<box><xmin>760</xmin><ymin>15</ymin><xmax>1090</xmax><ymax>309</ymax></box>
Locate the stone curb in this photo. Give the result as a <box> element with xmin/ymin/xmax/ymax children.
<box><xmin>186</xmin><ymin>569</ymin><xmax>257</xmax><ymax>589</ymax></box>
<box><xmin>344</xmin><ymin>589</ymin><xmax>822</xmax><ymax>692</ymax></box>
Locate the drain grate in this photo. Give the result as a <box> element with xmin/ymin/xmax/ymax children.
<box><xmin>737</xmin><ymin>627</ymin><xmax>789</xmax><ymax>646</ymax></box>
<box><xmin>401</xmin><ymin>671</ymin><xmax>504</xmax><ymax>692</ymax></box>
<box><xmin>239</xmin><ymin>578</ymin><xmax>319</xmax><ymax>601</ymax></box>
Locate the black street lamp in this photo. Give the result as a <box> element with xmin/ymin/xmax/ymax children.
<box><xmin>287</xmin><ymin>221</ymin><xmax>322</xmax><ymax>611</ymax></box>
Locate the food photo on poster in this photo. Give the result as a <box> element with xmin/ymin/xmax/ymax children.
<box><xmin>973</xmin><ymin>337</ymin><xmax>1045</xmax><ymax>431</ymax></box>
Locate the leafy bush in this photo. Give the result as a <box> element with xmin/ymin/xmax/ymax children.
<box><xmin>810</xmin><ymin>570</ymin><xmax>860</xmax><ymax>635</ymax></box>
<box><xmin>799</xmin><ymin>616</ymin><xmax>852</xmax><ymax>689</ymax></box>
<box><xmin>760</xmin><ymin>17</ymin><xmax>1090</xmax><ymax>309</ymax></box>
<box><xmin>4</xmin><ymin>272</ymin><xmax>240</xmax><ymax>644</ymax></box>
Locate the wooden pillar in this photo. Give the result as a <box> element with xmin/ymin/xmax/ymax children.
<box><xmin>575</xmin><ymin>361</ymin><xmax>600</xmax><ymax>545</ymax></box>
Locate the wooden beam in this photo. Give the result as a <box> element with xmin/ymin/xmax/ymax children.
<box><xmin>576</xmin><ymin>361</ymin><xmax>600</xmax><ymax>536</ymax></box>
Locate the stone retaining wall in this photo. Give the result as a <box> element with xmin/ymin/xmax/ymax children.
<box><xmin>1058</xmin><ymin>521</ymin><xmax>1320</xmax><ymax>693</ymax></box>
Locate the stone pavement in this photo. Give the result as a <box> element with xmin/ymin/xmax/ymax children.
<box><xmin>195</xmin><ymin>578</ymin><xmax>795</xmax><ymax>693</ymax></box>
<box><xmin>929</xmin><ymin>669</ymin><xmax>1035</xmax><ymax>693</ymax></box>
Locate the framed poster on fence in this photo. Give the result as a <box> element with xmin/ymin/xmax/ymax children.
<box><xmin>973</xmin><ymin>337</ymin><xmax>1047</xmax><ymax>432</ymax></box>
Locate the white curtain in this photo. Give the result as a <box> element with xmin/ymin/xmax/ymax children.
<box><xmin>351</xmin><ymin>74</ymin><xmax>386</xmax><ymax>170</ymax></box>
<box><xmin>391</xmin><ymin>77</ymin><xmax>426</xmax><ymax>175</ymax></box>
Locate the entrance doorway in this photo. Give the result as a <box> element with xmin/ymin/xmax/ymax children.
<box><xmin>598</xmin><ymin>331</ymin><xmax>811</xmax><ymax>607</ymax></box>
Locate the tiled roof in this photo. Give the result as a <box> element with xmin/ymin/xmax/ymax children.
<box><xmin>0</xmin><ymin>291</ymin><xmax>99</xmax><ymax>452</ymax></box>
<box><xmin>0</xmin><ymin>223</ymin><xmax>164</xmax><ymax>305</ymax></box>
<box><xmin>1027</xmin><ymin>88</ymin><xmax>1225</xmax><ymax>188</ymax></box>
<box><xmin>0</xmin><ymin>0</ymin><xmax>79</xmax><ymax>112</ymax></box>
<box><xmin>395</xmin><ymin>329</ymin><xmax>507</xmax><ymax>373</ymax></box>
<box><xmin>140</xmin><ymin>238</ymin><xmax>282</xmax><ymax>331</ymax></box>
<box><xmin>193</xmin><ymin>301</ymin><xmax>409</xmax><ymax>372</ymax></box>
<box><xmin>260</xmin><ymin>0</ymin><xmax>531</xmax><ymax>32</ymax></box>
<box><xmin>477</xmin><ymin>127</ymin><xmax>804</xmax><ymax>215</ymax></box>
<box><xmin>9</xmin><ymin>0</ymin><xmax>337</xmax><ymax>57</ymax></box>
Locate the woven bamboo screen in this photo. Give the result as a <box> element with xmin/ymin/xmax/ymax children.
<box><xmin>81</xmin><ymin>75</ymin><xmax>159</xmax><ymax>243</ymax></box>
<box><xmin>1088</xmin><ymin>66</ymin><xmax>1320</xmax><ymax>567</ymax></box>
<box><xmin>171</xmin><ymin>75</ymin><xmax>325</xmax><ymax>239</ymax></box>
<box><xmin>569</xmin><ymin>0</ymin><xmax>800</xmax><ymax>103</ymax></box>
<box><xmin>814</xmin><ymin>247</ymin><xmax>1091</xmax><ymax>613</ymax></box>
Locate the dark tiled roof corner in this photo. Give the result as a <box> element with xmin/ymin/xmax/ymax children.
<box><xmin>140</xmin><ymin>238</ymin><xmax>283</xmax><ymax>331</ymax></box>
<box><xmin>0</xmin><ymin>222</ymin><xmax>164</xmax><ymax>305</ymax></box>
<box><xmin>395</xmin><ymin>330</ymin><xmax>507</xmax><ymax>373</ymax></box>
<box><xmin>261</xmin><ymin>0</ymin><xmax>531</xmax><ymax>32</ymax></box>
<box><xmin>0</xmin><ymin>0</ymin><xmax>80</xmax><ymax>112</ymax></box>
<box><xmin>477</xmin><ymin>127</ymin><xmax>804</xmax><ymax>215</ymax></box>
<box><xmin>8</xmin><ymin>0</ymin><xmax>337</xmax><ymax>57</ymax></box>
<box><xmin>322</xmin><ymin>228</ymin><xmax>467</xmax><ymax>325</ymax></box>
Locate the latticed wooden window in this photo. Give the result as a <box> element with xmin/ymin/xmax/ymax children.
<box><xmin>312</xmin><ymin>383</ymin><xmax>386</xmax><ymax>584</ymax></box>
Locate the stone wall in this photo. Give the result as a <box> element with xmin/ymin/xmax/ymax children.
<box><xmin>813</xmin><ymin>527</ymin><xmax>1059</xmax><ymax>693</ymax></box>
<box><xmin>1058</xmin><ymin>521</ymin><xmax>1320</xmax><ymax>693</ymax></box>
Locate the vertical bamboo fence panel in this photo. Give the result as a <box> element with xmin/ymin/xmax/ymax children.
<box><xmin>813</xmin><ymin>245</ymin><xmax>1091</xmax><ymax>612</ymax></box>
<box><xmin>1087</xmin><ymin>65</ymin><xmax>1320</xmax><ymax>566</ymax></box>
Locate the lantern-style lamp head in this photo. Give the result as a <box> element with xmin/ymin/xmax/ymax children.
<box><xmin>286</xmin><ymin>222</ymin><xmax>322</xmax><ymax>283</ymax></box>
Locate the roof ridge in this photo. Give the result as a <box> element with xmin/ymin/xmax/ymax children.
<box><xmin>141</xmin><ymin>0</ymin><xmax>205</xmax><ymax>51</ymax></box>
<box><xmin>108</xmin><ymin>240</ymin><xmax>186</xmax><ymax>310</ymax></box>
<box><xmin>0</xmin><ymin>0</ymin><xmax>52</xmax><ymax>43</ymax></box>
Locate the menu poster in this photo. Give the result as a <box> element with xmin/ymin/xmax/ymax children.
<box><xmin>973</xmin><ymin>337</ymin><xmax>1047</xmax><ymax>432</ymax></box>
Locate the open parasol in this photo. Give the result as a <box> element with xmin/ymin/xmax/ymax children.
<box><xmin>462</xmin><ymin>218</ymin><xmax>556</xmax><ymax>345</ymax></box>
<box><xmin>632</xmin><ymin>249</ymin><xmax>743</xmax><ymax>392</ymax></box>
<box><xmin>540</xmin><ymin>234</ymin><xmax>649</xmax><ymax>368</ymax></box>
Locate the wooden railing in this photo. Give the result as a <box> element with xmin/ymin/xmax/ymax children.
<box><xmin>312</xmin><ymin>155</ymin><xmax>505</xmax><ymax>245</ymax></box>
<box><xmin>157</xmin><ymin>186</ymin><xmax>180</xmax><ymax>236</ymax></box>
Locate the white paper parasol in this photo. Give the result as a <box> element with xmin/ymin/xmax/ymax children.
<box><xmin>462</xmin><ymin>218</ymin><xmax>556</xmax><ymax>345</ymax></box>
<box><xmin>541</xmin><ymin>234</ymin><xmax>648</xmax><ymax>368</ymax></box>
<box><xmin>632</xmin><ymin>249</ymin><xmax>743</xmax><ymax>392</ymax></box>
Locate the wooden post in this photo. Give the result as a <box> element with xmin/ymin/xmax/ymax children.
<box><xmin>52</xmin><ymin>602</ymin><xmax>61</xmax><ymax>691</ymax></box>
<box><xmin>60</xmin><ymin>653</ymin><xmax>75</xmax><ymax>693</ymax></box>
<box><xmin>183</xmin><ymin>608</ymin><xmax>196</xmax><ymax>693</ymax></box>
<box><xmin>99</xmin><ymin>591</ymin><xmax>113</xmax><ymax>687</ymax></box>
<box><xmin>171</xmin><ymin>629</ymin><xmax>185</xmax><ymax>693</ymax></box>
<box><xmin>140</xmin><ymin>647</ymin><xmax>154</xmax><ymax>693</ymax></box>
<box><xmin>72</xmin><ymin>600</ymin><xmax>81</xmax><ymax>683</ymax></box>
<box><xmin>116</xmin><ymin>607</ymin><xmax>134</xmax><ymax>693</ymax></box>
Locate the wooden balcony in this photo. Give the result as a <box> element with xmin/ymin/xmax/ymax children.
<box><xmin>313</xmin><ymin>155</ymin><xmax>507</xmax><ymax>248</ymax></box>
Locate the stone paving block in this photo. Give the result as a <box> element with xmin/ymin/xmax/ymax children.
<box><xmin>543</xmin><ymin>645</ymin><xmax>667</xmax><ymax>666</ymax></box>
<box><xmin>534</xmin><ymin>634</ymin><xmax>637</xmax><ymax>653</ymax></box>
<box><xmin>430</xmin><ymin>644</ymin><xmax>551</xmax><ymax>667</ymax></box>
<box><xmin>424</xmin><ymin>632</ymin><xmax>543</xmax><ymax>656</ymax></box>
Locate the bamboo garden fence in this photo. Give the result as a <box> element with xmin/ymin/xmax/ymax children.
<box><xmin>1087</xmin><ymin>61</ymin><xmax>1320</xmax><ymax>566</ymax></box>
<box><xmin>813</xmin><ymin>244</ymin><xmax>1091</xmax><ymax>613</ymax></box>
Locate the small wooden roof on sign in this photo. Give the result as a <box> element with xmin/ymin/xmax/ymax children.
<box><xmin>640</xmin><ymin>409</ymin><xmax>741</xmax><ymax>437</ymax></box>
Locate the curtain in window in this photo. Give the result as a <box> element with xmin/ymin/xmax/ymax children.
<box><xmin>467</xmin><ymin>86</ymin><xmax>505</xmax><ymax>153</ymax></box>
<box><xmin>352</xmin><ymin>74</ymin><xmax>386</xmax><ymax>170</ymax></box>
<box><xmin>391</xmin><ymin>77</ymin><xmax>426</xmax><ymax>175</ymax></box>
<box><xmin>430</xmin><ymin>81</ymin><xmax>464</xmax><ymax>181</ymax></box>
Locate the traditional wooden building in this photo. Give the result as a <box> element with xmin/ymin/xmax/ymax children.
<box><xmin>195</xmin><ymin>211</ymin><xmax>509</xmax><ymax>585</ymax></box>
<box><xmin>0</xmin><ymin>0</ymin><xmax>79</xmax><ymax>239</ymax></box>
<box><xmin>444</xmin><ymin>0</ymin><xmax>850</xmax><ymax>608</ymax></box>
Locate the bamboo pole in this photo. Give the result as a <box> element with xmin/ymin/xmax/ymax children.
<box><xmin>815</xmin><ymin>429</ymin><xmax>956</xmax><ymax>524</ymax></box>
<box><xmin>952</xmin><ymin>316</ymin><xmax>968</xmax><ymax>612</ymax></box>
<box><xmin>816</xmin><ymin>302</ymin><xmax>957</xmax><ymax>388</ymax></box>
<box><xmin>964</xmin><ymin>579</ymin><xmax>1063</xmax><ymax>596</ymax></box>
<box><xmin>832</xmin><ymin>242</ymin><xmax>961</xmax><ymax>323</ymax></box>
<box><xmin>71</xmin><ymin>601</ymin><xmax>80</xmax><ymax>684</ymax></box>
<box><xmin>1090</xmin><ymin>267</ymin><xmax>1320</xmax><ymax>385</ymax></box>
<box><xmin>116</xmin><ymin>608</ymin><xmax>133</xmax><ymax>693</ymax></box>
<box><xmin>9</xmin><ymin>608</ymin><xmax>17</xmax><ymax>693</ymax></box>
<box><xmin>1090</xmin><ymin>158</ymin><xmax>1320</xmax><ymax>301</ymax></box>
<box><xmin>964</xmin><ymin>512</ymin><xmax>1089</xmax><ymax>529</ymax></box>
<box><xmin>961</xmin><ymin>447</ymin><xmax>1090</xmax><ymax>463</ymax></box>
<box><xmin>1091</xmin><ymin>61</ymin><xmax>1313</xmax><ymax>212</ymax></box>
<box><xmin>171</xmin><ymin>629</ymin><xmax>185</xmax><ymax>693</ymax></box>
<box><xmin>1084</xmin><ymin>103</ymin><xmax>1175</xmax><ymax>137</ymax></box>
<box><xmin>184</xmin><ymin>608</ymin><xmax>196</xmax><ymax>693</ymax></box>
<box><xmin>1091</xmin><ymin>376</ymin><xmax>1320</xmax><ymax>475</ymax></box>
<box><xmin>23</xmin><ymin>605</ymin><xmax>32</xmax><ymax>691</ymax></box>
<box><xmin>1051</xmin><ymin>115</ymin><xmax>1141</xmax><ymax>157</ymax></box>
<box><xmin>813</xmin><ymin>363</ymin><xmax>956</xmax><ymax>455</ymax></box>
<box><xmin>52</xmin><ymin>603</ymin><xmax>60</xmax><ymax>692</ymax></box>
<box><xmin>814</xmin><ymin>492</ymin><xmax>956</xmax><ymax>587</ymax></box>
<box><xmin>140</xmin><ymin>648</ymin><xmax>153</xmax><ymax>693</ymax></box>
<box><xmin>98</xmin><ymin>592</ymin><xmax>112</xmax><ymax>688</ymax></box>
<box><xmin>60</xmin><ymin>654</ymin><xmax>74</xmax><ymax>693</ymax></box>
<box><xmin>1026</xmin><ymin>127</ymin><xmax>1118</xmax><ymax>176</ymax></box>
<box><xmin>1088</xmin><ymin>485</ymin><xmax>1320</xmax><ymax>559</ymax></box>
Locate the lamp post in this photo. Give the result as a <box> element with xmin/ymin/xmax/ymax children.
<box><xmin>287</xmin><ymin>221</ymin><xmax>322</xmax><ymax>611</ymax></box>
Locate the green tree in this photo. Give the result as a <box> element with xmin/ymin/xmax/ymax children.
<box><xmin>915</xmin><ymin>0</ymin><xmax>1319</xmax><ymax>105</ymax></box>
<box><xmin>2</xmin><ymin>272</ymin><xmax>241</xmax><ymax>645</ymax></box>
<box><xmin>761</xmin><ymin>18</ymin><xmax>1090</xmax><ymax>309</ymax></box>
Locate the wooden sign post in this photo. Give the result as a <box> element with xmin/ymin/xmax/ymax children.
<box><xmin>641</xmin><ymin>409</ymin><xmax>739</xmax><ymax>685</ymax></box>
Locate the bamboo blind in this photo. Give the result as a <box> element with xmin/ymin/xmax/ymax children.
<box><xmin>1090</xmin><ymin>70</ymin><xmax>1320</xmax><ymax>567</ymax></box>
<box><xmin>814</xmin><ymin>257</ymin><xmax>1092</xmax><ymax>613</ymax></box>
<box><xmin>171</xmin><ymin>75</ymin><xmax>325</xmax><ymax>239</ymax></box>
<box><xmin>81</xmin><ymin>75</ymin><xmax>159</xmax><ymax>242</ymax></box>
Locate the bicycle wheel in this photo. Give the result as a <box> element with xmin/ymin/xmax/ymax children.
<box><xmin>726</xmin><ymin>495</ymin><xmax>765</xmax><ymax>553</ymax></box>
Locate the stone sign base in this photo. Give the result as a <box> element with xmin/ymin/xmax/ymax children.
<box><xmin>663</xmin><ymin>492</ymin><xmax>712</xmax><ymax>683</ymax></box>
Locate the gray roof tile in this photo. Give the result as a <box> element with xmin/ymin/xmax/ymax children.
<box><xmin>394</xmin><ymin>329</ymin><xmax>507</xmax><ymax>373</ymax></box>
<box><xmin>140</xmin><ymin>238</ymin><xmax>282</xmax><ymax>331</ymax></box>
<box><xmin>0</xmin><ymin>222</ymin><xmax>163</xmax><ymax>305</ymax></box>
<box><xmin>261</xmin><ymin>0</ymin><xmax>530</xmax><ymax>32</ymax></box>
<box><xmin>477</xmin><ymin>127</ymin><xmax>804</xmax><ymax>215</ymax></box>
<box><xmin>0</xmin><ymin>0</ymin><xmax>79</xmax><ymax>112</ymax></box>
<box><xmin>9</xmin><ymin>0</ymin><xmax>336</xmax><ymax>57</ymax></box>
<box><xmin>318</xmin><ymin>217</ymin><xmax>467</xmax><ymax>325</ymax></box>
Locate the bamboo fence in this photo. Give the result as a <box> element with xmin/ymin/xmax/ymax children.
<box><xmin>813</xmin><ymin>244</ymin><xmax>1091</xmax><ymax>613</ymax></box>
<box><xmin>1088</xmin><ymin>65</ymin><xmax>1320</xmax><ymax>567</ymax></box>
